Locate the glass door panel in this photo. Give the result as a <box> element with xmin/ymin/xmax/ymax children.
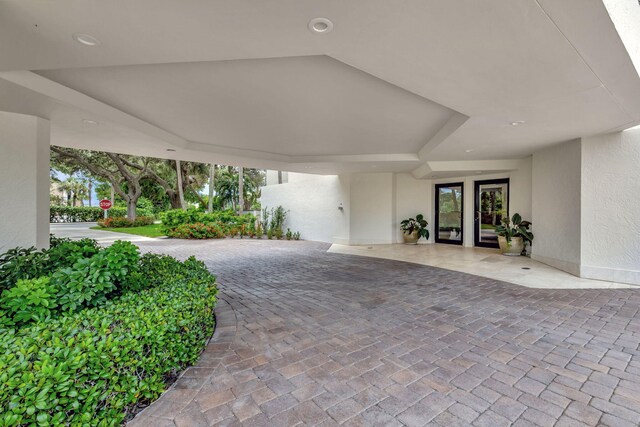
<box><xmin>435</xmin><ymin>183</ymin><xmax>463</xmax><ymax>245</ymax></box>
<box><xmin>474</xmin><ymin>179</ymin><xmax>509</xmax><ymax>248</ymax></box>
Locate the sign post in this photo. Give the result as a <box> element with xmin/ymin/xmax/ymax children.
<box><xmin>99</xmin><ymin>199</ymin><xmax>112</xmax><ymax>219</ymax></box>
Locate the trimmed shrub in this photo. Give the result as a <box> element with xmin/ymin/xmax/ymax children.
<box><xmin>0</xmin><ymin>238</ymin><xmax>100</xmax><ymax>293</ymax></box>
<box><xmin>50</xmin><ymin>206</ymin><xmax>154</xmax><ymax>223</ymax></box>
<box><xmin>166</xmin><ymin>223</ymin><xmax>226</xmax><ymax>239</ymax></box>
<box><xmin>51</xmin><ymin>241</ymin><xmax>140</xmax><ymax>313</ymax></box>
<box><xmin>97</xmin><ymin>216</ymin><xmax>154</xmax><ymax>228</ymax></box>
<box><xmin>161</xmin><ymin>209</ymin><xmax>256</xmax><ymax>238</ymax></box>
<box><xmin>0</xmin><ymin>243</ymin><xmax>217</xmax><ymax>425</ymax></box>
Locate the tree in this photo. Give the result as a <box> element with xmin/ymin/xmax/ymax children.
<box><xmin>58</xmin><ymin>176</ymin><xmax>88</xmax><ymax>207</ymax></box>
<box><xmin>208</xmin><ymin>164</ymin><xmax>215</xmax><ymax>213</ymax></box>
<box><xmin>214</xmin><ymin>166</ymin><xmax>264</xmax><ymax>211</ymax></box>
<box><xmin>238</xmin><ymin>166</ymin><xmax>244</xmax><ymax>214</ymax></box>
<box><xmin>142</xmin><ymin>160</ymin><xmax>209</xmax><ymax>209</ymax></box>
<box><xmin>176</xmin><ymin>160</ymin><xmax>185</xmax><ymax>210</ymax></box>
<box><xmin>51</xmin><ymin>147</ymin><xmax>154</xmax><ymax>220</ymax></box>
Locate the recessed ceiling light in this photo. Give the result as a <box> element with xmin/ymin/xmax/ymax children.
<box><xmin>465</xmin><ymin>149</ymin><xmax>474</xmax><ymax>153</ymax></box>
<box><xmin>166</xmin><ymin>148</ymin><xmax>176</xmax><ymax>152</ymax></box>
<box><xmin>475</xmin><ymin>171</ymin><xmax>483</xmax><ymax>174</ymax></box>
<box><xmin>308</xmin><ymin>18</ymin><xmax>334</xmax><ymax>34</ymax></box>
<box><xmin>72</xmin><ymin>33</ymin><xmax>100</xmax><ymax>46</ymax></box>
<box><xmin>82</xmin><ymin>119</ymin><xmax>98</xmax><ymax>125</ymax></box>
<box><xmin>510</xmin><ymin>120</ymin><xmax>525</xmax><ymax>126</ymax></box>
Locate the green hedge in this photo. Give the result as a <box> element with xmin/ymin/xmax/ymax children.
<box><xmin>50</xmin><ymin>206</ymin><xmax>154</xmax><ymax>223</ymax></box>
<box><xmin>166</xmin><ymin>223</ymin><xmax>227</xmax><ymax>239</ymax></box>
<box><xmin>97</xmin><ymin>216</ymin><xmax>155</xmax><ymax>228</ymax></box>
<box><xmin>161</xmin><ymin>209</ymin><xmax>256</xmax><ymax>239</ymax></box>
<box><xmin>0</xmin><ymin>239</ymin><xmax>218</xmax><ymax>426</ymax></box>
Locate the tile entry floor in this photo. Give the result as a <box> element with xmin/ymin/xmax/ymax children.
<box><xmin>328</xmin><ymin>244</ymin><xmax>637</xmax><ymax>290</ymax></box>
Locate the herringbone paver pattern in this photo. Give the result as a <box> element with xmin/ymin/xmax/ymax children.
<box><xmin>129</xmin><ymin>239</ymin><xmax>640</xmax><ymax>426</ymax></box>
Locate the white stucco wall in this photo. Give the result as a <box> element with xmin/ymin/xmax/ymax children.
<box><xmin>349</xmin><ymin>173</ymin><xmax>394</xmax><ymax>244</ymax></box>
<box><xmin>0</xmin><ymin>112</ymin><xmax>50</xmax><ymax>252</ymax></box>
<box><xmin>581</xmin><ymin>130</ymin><xmax>640</xmax><ymax>285</ymax></box>
<box><xmin>394</xmin><ymin>173</ymin><xmax>430</xmax><ymax>243</ymax></box>
<box><xmin>262</xmin><ymin>163</ymin><xmax>533</xmax><ymax>247</ymax></box>
<box><xmin>531</xmin><ymin>140</ymin><xmax>582</xmax><ymax>275</ymax></box>
<box><xmin>260</xmin><ymin>172</ymin><xmax>350</xmax><ymax>243</ymax></box>
<box><xmin>431</xmin><ymin>158</ymin><xmax>533</xmax><ymax>248</ymax></box>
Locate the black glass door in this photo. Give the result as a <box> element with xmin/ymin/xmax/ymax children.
<box><xmin>474</xmin><ymin>179</ymin><xmax>509</xmax><ymax>248</ymax></box>
<box><xmin>435</xmin><ymin>183</ymin><xmax>463</xmax><ymax>245</ymax></box>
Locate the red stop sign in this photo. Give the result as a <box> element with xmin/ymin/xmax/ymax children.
<box><xmin>99</xmin><ymin>199</ymin><xmax>112</xmax><ymax>210</ymax></box>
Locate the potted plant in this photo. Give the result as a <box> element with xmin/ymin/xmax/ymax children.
<box><xmin>495</xmin><ymin>213</ymin><xmax>533</xmax><ymax>256</ymax></box>
<box><xmin>400</xmin><ymin>214</ymin><xmax>430</xmax><ymax>244</ymax></box>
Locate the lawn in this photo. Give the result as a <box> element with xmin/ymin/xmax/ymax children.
<box><xmin>91</xmin><ymin>223</ymin><xmax>166</xmax><ymax>238</ymax></box>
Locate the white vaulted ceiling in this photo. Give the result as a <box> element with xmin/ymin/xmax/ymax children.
<box><xmin>1</xmin><ymin>0</ymin><xmax>639</xmax><ymax>175</ymax></box>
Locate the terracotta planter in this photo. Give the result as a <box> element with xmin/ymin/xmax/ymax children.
<box><xmin>402</xmin><ymin>230</ymin><xmax>420</xmax><ymax>244</ymax></box>
<box><xmin>498</xmin><ymin>236</ymin><xmax>524</xmax><ymax>256</ymax></box>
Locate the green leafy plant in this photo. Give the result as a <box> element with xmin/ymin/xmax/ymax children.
<box><xmin>285</xmin><ymin>228</ymin><xmax>293</xmax><ymax>240</ymax></box>
<box><xmin>161</xmin><ymin>209</ymin><xmax>256</xmax><ymax>238</ymax></box>
<box><xmin>0</xmin><ymin>237</ymin><xmax>100</xmax><ymax>292</ymax></box>
<box><xmin>51</xmin><ymin>241</ymin><xmax>140</xmax><ymax>312</ymax></box>
<box><xmin>293</xmin><ymin>232</ymin><xmax>301</xmax><ymax>240</ymax></box>
<box><xmin>166</xmin><ymin>223</ymin><xmax>226</xmax><ymax>239</ymax></box>
<box><xmin>269</xmin><ymin>206</ymin><xmax>287</xmax><ymax>234</ymax></box>
<box><xmin>0</xmin><ymin>252</ymin><xmax>217</xmax><ymax>426</ymax></box>
<box><xmin>0</xmin><ymin>277</ymin><xmax>58</xmax><ymax>326</ymax></box>
<box><xmin>97</xmin><ymin>216</ymin><xmax>154</xmax><ymax>228</ymax></box>
<box><xmin>266</xmin><ymin>229</ymin><xmax>273</xmax><ymax>240</ymax></box>
<box><xmin>274</xmin><ymin>228</ymin><xmax>283</xmax><ymax>240</ymax></box>
<box><xmin>495</xmin><ymin>213</ymin><xmax>534</xmax><ymax>245</ymax></box>
<box><xmin>400</xmin><ymin>214</ymin><xmax>430</xmax><ymax>240</ymax></box>
<box><xmin>261</xmin><ymin>206</ymin><xmax>270</xmax><ymax>232</ymax></box>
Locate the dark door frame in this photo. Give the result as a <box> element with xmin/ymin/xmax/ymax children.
<box><xmin>474</xmin><ymin>178</ymin><xmax>510</xmax><ymax>248</ymax></box>
<box><xmin>434</xmin><ymin>182</ymin><xmax>464</xmax><ymax>245</ymax></box>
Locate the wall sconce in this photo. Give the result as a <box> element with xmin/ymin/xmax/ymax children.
<box><xmin>338</xmin><ymin>203</ymin><xmax>344</xmax><ymax>211</ymax></box>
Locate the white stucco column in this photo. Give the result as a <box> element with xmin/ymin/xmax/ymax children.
<box><xmin>0</xmin><ymin>111</ymin><xmax>50</xmax><ymax>252</ymax></box>
<box><xmin>532</xmin><ymin>133</ymin><xmax>640</xmax><ymax>286</ymax></box>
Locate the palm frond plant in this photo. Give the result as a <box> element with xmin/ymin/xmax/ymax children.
<box><xmin>400</xmin><ymin>214</ymin><xmax>429</xmax><ymax>244</ymax></box>
<box><xmin>495</xmin><ymin>213</ymin><xmax>533</xmax><ymax>255</ymax></box>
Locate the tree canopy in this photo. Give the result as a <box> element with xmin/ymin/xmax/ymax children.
<box><xmin>50</xmin><ymin>147</ymin><xmax>265</xmax><ymax>218</ymax></box>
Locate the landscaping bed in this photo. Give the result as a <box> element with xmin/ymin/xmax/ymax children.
<box><xmin>0</xmin><ymin>236</ymin><xmax>217</xmax><ymax>426</ymax></box>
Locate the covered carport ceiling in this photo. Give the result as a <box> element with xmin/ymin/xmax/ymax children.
<box><xmin>1</xmin><ymin>0</ymin><xmax>639</xmax><ymax>176</ymax></box>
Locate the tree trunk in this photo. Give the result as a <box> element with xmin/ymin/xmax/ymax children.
<box><xmin>127</xmin><ymin>198</ymin><xmax>136</xmax><ymax>220</ymax></box>
<box><xmin>176</xmin><ymin>159</ymin><xmax>185</xmax><ymax>210</ymax></box>
<box><xmin>238</xmin><ymin>166</ymin><xmax>244</xmax><ymax>214</ymax></box>
<box><xmin>208</xmin><ymin>164</ymin><xmax>215</xmax><ymax>213</ymax></box>
<box><xmin>110</xmin><ymin>184</ymin><xmax>115</xmax><ymax>205</ymax></box>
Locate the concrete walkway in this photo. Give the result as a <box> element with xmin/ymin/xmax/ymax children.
<box><xmin>123</xmin><ymin>238</ymin><xmax>640</xmax><ymax>427</ymax></box>
<box><xmin>50</xmin><ymin>222</ymin><xmax>158</xmax><ymax>244</ymax></box>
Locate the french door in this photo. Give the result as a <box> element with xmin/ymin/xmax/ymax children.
<box><xmin>435</xmin><ymin>183</ymin><xmax>464</xmax><ymax>245</ymax></box>
<box><xmin>474</xmin><ymin>179</ymin><xmax>509</xmax><ymax>248</ymax></box>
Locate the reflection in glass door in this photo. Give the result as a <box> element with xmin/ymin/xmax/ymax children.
<box><xmin>435</xmin><ymin>183</ymin><xmax>463</xmax><ymax>245</ymax></box>
<box><xmin>474</xmin><ymin>179</ymin><xmax>509</xmax><ymax>248</ymax></box>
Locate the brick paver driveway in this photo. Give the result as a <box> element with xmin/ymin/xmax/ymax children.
<box><xmin>129</xmin><ymin>239</ymin><xmax>640</xmax><ymax>427</ymax></box>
